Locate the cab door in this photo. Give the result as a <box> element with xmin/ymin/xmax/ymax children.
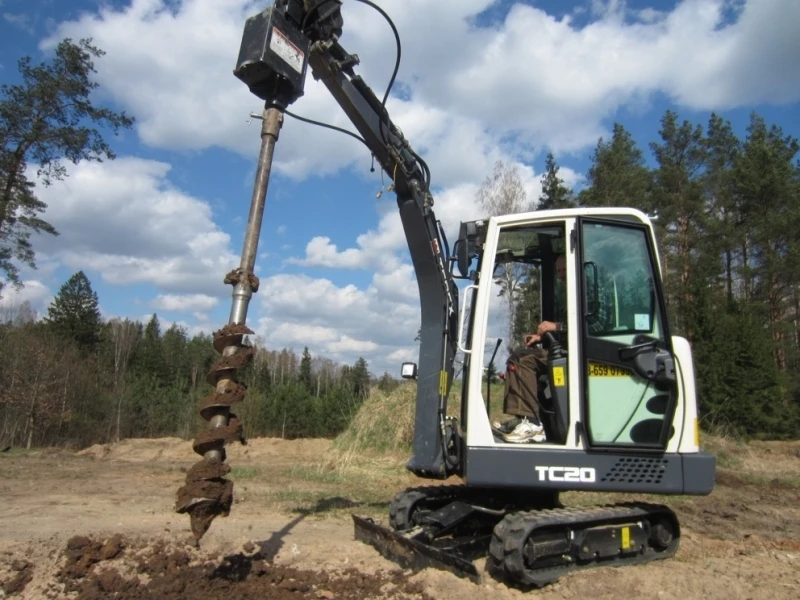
<box><xmin>577</xmin><ymin>218</ymin><xmax>678</xmax><ymax>450</ymax></box>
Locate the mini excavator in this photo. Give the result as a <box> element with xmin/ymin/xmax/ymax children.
<box><xmin>176</xmin><ymin>0</ymin><xmax>716</xmax><ymax>588</ymax></box>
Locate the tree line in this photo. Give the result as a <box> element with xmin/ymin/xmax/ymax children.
<box><xmin>0</xmin><ymin>272</ymin><xmax>400</xmax><ymax>449</ymax></box>
<box><xmin>492</xmin><ymin>110</ymin><xmax>799</xmax><ymax>439</ymax></box>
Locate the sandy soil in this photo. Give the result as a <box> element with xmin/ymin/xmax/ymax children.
<box><xmin>0</xmin><ymin>436</ymin><xmax>798</xmax><ymax>599</ymax></box>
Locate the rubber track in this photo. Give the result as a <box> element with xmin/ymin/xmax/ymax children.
<box><xmin>488</xmin><ymin>502</ymin><xmax>679</xmax><ymax>588</ymax></box>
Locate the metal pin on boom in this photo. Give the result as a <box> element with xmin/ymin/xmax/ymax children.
<box><xmin>175</xmin><ymin>106</ymin><xmax>284</xmax><ymax>542</ymax></box>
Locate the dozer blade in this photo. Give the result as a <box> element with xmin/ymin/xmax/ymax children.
<box><xmin>352</xmin><ymin>515</ymin><xmax>481</xmax><ymax>582</ymax></box>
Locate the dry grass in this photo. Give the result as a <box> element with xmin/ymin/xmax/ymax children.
<box><xmin>702</xmin><ymin>433</ymin><xmax>800</xmax><ymax>481</ymax></box>
<box><xmin>324</xmin><ymin>380</ymin><xmax>503</xmax><ymax>478</ymax></box>
<box><xmin>330</xmin><ymin>383</ymin><xmax>416</xmax><ymax>462</ymax></box>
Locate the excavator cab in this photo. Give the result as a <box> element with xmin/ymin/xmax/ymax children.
<box><xmin>455</xmin><ymin>209</ymin><xmax>695</xmax><ymax>460</ymax></box>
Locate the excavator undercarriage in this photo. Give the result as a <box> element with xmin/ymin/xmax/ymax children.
<box><xmin>355</xmin><ymin>486</ymin><xmax>679</xmax><ymax>587</ymax></box>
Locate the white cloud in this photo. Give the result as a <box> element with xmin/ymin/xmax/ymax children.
<box><xmin>666</xmin><ymin>0</ymin><xmax>800</xmax><ymax>107</ymax></box>
<box><xmin>3</xmin><ymin>12</ymin><xmax>33</xmax><ymax>34</ymax></box>
<box><xmin>255</xmin><ymin>273</ymin><xmax>419</xmax><ymax>371</ymax></box>
<box><xmin>47</xmin><ymin>0</ymin><xmax>800</xmax><ymax>182</ymax></box>
<box><xmin>31</xmin><ymin>157</ymin><xmax>238</xmax><ymax>295</ymax></box>
<box><xmin>387</xmin><ymin>347</ymin><xmax>416</xmax><ymax>364</ymax></box>
<box><xmin>372</xmin><ymin>264</ymin><xmax>418</xmax><ymax>305</ymax></box>
<box><xmin>285</xmin><ymin>158</ymin><xmax>541</xmax><ymax>276</ymax></box>
<box><xmin>286</xmin><ymin>199</ymin><xmax>406</xmax><ymax>271</ymax></box>
<box><xmin>0</xmin><ymin>279</ymin><xmax>51</xmax><ymax>320</ymax></box>
<box><xmin>290</xmin><ymin>236</ymin><xmax>367</xmax><ymax>269</ymax></box>
<box><xmin>151</xmin><ymin>293</ymin><xmax>219</xmax><ymax>312</ymax></box>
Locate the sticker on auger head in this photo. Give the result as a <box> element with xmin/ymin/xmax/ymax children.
<box><xmin>270</xmin><ymin>27</ymin><xmax>304</xmax><ymax>73</ymax></box>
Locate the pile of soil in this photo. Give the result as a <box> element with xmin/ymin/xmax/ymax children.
<box><xmin>50</xmin><ymin>534</ymin><xmax>433</xmax><ymax>600</ymax></box>
<box><xmin>0</xmin><ymin>559</ymin><xmax>33</xmax><ymax>596</ymax></box>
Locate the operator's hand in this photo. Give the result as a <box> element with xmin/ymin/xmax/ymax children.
<box><xmin>524</xmin><ymin>334</ymin><xmax>540</xmax><ymax>347</ymax></box>
<box><xmin>537</xmin><ymin>321</ymin><xmax>558</xmax><ymax>336</ymax></box>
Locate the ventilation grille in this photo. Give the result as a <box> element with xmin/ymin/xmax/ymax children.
<box><xmin>601</xmin><ymin>457</ymin><xmax>668</xmax><ymax>484</ymax></box>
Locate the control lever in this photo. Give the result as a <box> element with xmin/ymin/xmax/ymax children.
<box><xmin>542</xmin><ymin>332</ymin><xmax>566</xmax><ymax>359</ymax></box>
<box><xmin>485</xmin><ymin>338</ymin><xmax>503</xmax><ymax>413</ymax></box>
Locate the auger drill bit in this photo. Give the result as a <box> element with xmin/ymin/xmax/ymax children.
<box><xmin>176</xmin><ymin>106</ymin><xmax>284</xmax><ymax>542</ymax></box>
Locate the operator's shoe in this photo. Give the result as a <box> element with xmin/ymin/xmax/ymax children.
<box><xmin>502</xmin><ymin>417</ymin><xmax>546</xmax><ymax>443</ymax></box>
<box><xmin>491</xmin><ymin>416</ymin><xmax>522</xmax><ymax>434</ymax></box>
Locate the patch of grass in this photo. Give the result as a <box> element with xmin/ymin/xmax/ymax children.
<box><xmin>265</xmin><ymin>488</ymin><xmax>329</xmax><ymax>506</ymax></box>
<box><xmin>739</xmin><ymin>472</ymin><xmax>800</xmax><ymax>489</ymax></box>
<box><xmin>259</xmin><ymin>486</ymin><xmax>392</xmax><ymax>517</ymax></box>
<box><xmin>715</xmin><ymin>449</ymin><xmax>744</xmax><ymax>470</ymax></box>
<box><xmin>286</xmin><ymin>464</ymin><xmax>348</xmax><ymax>485</ymax></box>
<box><xmin>230</xmin><ymin>466</ymin><xmax>259</xmax><ymax>479</ymax></box>
<box><xmin>0</xmin><ymin>447</ymin><xmax>36</xmax><ymax>457</ymax></box>
<box><xmin>280</xmin><ymin>458</ymin><xmax>411</xmax><ymax>503</ymax></box>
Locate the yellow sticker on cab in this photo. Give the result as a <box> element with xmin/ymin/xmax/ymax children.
<box><xmin>621</xmin><ymin>526</ymin><xmax>630</xmax><ymax>549</ymax></box>
<box><xmin>588</xmin><ymin>363</ymin><xmax>630</xmax><ymax>377</ymax></box>
<box><xmin>553</xmin><ymin>366</ymin><xmax>565</xmax><ymax>387</ymax></box>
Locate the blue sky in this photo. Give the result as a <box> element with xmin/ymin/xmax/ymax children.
<box><xmin>1</xmin><ymin>0</ymin><xmax>799</xmax><ymax>375</ymax></box>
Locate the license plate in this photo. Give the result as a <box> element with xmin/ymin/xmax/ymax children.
<box><xmin>588</xmin><ymin>363</ymin><xmax>630</xmax><ymax>377</ymax></box>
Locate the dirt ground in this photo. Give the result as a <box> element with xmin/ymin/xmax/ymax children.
<box><xmin>0</xmin><ymin>436</ymin><xmax>798</xmax><ymax>599</ymax></box>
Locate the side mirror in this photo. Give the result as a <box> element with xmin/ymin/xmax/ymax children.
<box><xmin>455</xmin><ymin>239</ymin><xmax>469</xmax><ymax>278</ymax></box>
<box><xmin>456</xmin><ymin>221</ymin><xmax>478</xmax><ymax>278</ymax></box>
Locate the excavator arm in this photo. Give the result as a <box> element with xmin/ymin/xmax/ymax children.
<box><xmin>176</xmin><ymin>0</ymin><xmax>461</xmax><ymax>543</ymax></box>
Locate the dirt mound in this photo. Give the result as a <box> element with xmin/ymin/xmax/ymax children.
<box><xmin>78</xmin><ymin>438</ymin><xmax>197</xmax><ymax>462</ymax></box>
<box><xmin>54</xmin><ymin>534</ymin><xmax>432</xmax><ymax>600</ymax></box>
<box><xmin>0</xmin><ymin>558</ymin><xmax>33</xmax><ymax>596</ymax></box>
<box><xmin>77</xmin><ymin>437</ymin><xmax>333</xmax><ymax>464</ymax></box>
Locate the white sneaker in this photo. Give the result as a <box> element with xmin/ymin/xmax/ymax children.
<box><xmin>491</xmin><ymin>416</ymin><xmax>522</xmax><ymax>434</ymax></box>
<box><xmin>503</xmin><ymin>418</ymin><xmax>546</xmax><ymax>443</ymax></box>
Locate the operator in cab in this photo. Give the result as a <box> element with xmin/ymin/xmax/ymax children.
<box><xmin>494</xmin><ymin>253</ymin><xmax>612</xmax><ymax>443</ymax></box>
<box><xmin>492</xmin><ymin>254</ymin><xmax>567</xmax><ymax>444</ymax></box>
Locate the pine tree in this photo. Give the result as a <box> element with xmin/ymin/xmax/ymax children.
<box><xmin>0</xmin><ymin>39</ymin><xmax>134</xmax><ymax>291</ymax></box>
<box><xmin>703</xmin><ymin>113</ymin><xmax>742</xmax><ymax>304</ymax></box>
<box><xmin>538</xmin><ymin>153</ymin><xmax>575</xmax><ymax>210</ymax></box>
<box><xmin>351</xmin><ymin>357</ymin><xmax>370</xmax><ymax>399</ymax></box>
<box><xmin>162</xmin><ymin>323</ymin><xmax>188</xmax><ymax>385</ymax></box>
<box><xmin>649</xmin><ymin>110</ymin><xmax>708</xmax><ymax>337</ymax></box>
<box><xmin>186</xmin><ymin>332</ymin><xmax>215</xmax><ymax>390</ymax></box>
<box><xmin>733</xmin><ymin>113</ymin><xmax>800</xmax><ymax>374</ymax></box>
<box><xmin>299</xmin><ymin>346</ymin><xmax>313</xmax><ymax>392</ymax></box>
<box><xmin>377</xmin><ymin>371</ymin><xmax>399</xmax><ymax>393</ymax></box>
<box><xmin>578</xmin><ymin>123</ymin><xmax>651</xmax><ymax>211</ymax></box>
<box><xmin>133</xmin><ymin>314</ymin><xmax>165</xmax><ymax>382</ymax></box>
<box><xmin>45</xmin><ymin>270</ymin><xmax>102</xmax><ymax>350</ymax></box>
